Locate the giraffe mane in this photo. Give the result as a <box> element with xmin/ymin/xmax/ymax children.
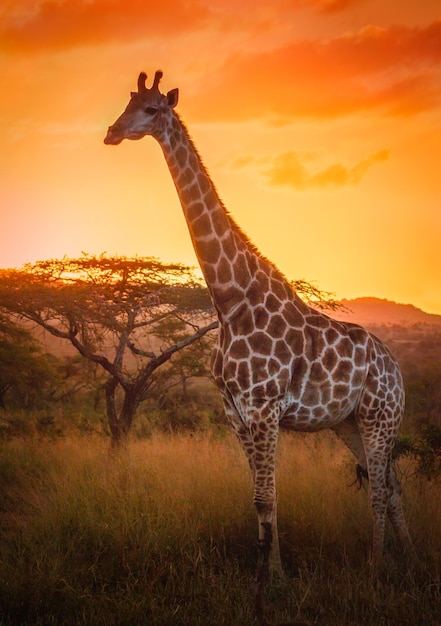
<box><xmin>174</xmin><ymin>111</ymin><xmax>292</xmax><ymax>285</ymax></box>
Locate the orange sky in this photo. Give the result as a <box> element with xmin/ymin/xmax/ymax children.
<box><xmin>1</xmin><ymin>0</ymin><xmax>440</xmax><ymax>313</ymax></box>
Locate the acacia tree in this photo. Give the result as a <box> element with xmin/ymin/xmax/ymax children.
<box><xmin>0</xmin><ymin>255</ymin><xmax>217</xmax><ymax>444</ymax></box>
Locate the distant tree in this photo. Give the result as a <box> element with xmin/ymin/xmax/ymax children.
<box><xmin>405</xmin><ymin>367</ymin><xmax>441</xmax><ymax>426</ymax></box>
<box><xmin>0</xmin><ymin>255</ymin><xmax>216</xmax><ymax>445</ymax></box>
<box><xmin>0</xmin><ymin>313</ymin><xmax>58</xmax><ymax>410</ymax></box>
<box><xmin>395</xmin><ymin>423</ymin><xmax>441</xmax><ymax>482</ymax></box>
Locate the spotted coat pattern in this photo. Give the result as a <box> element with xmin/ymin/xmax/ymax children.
<box><xmin>104</xmin><ymin>71</ymin><xmax>412</xmax><ymax>572</ymax></box>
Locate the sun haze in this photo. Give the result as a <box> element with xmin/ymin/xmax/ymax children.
<box><xmin>0</xmin><ymin>0</ymin><xmax>440</xmax><ymax>313</ymax></box>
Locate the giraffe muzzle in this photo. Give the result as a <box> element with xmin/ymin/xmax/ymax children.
<box><xmin>104</xmin><ymin>126</ymin><xmax>123</xmax><ymax>145</ymax></box>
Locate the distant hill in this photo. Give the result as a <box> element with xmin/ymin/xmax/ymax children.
<box><xmin>333</xmin><ymin>297</ymin><xmax>441</xmax><ymax>328</ymax></box>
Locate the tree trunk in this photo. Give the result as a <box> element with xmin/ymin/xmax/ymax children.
<box><xmin>105</xmin><ymin>377</ymin><xmax>140</xmax><ymax>447</ymax></box>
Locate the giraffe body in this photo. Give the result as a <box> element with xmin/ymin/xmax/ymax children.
<box><xmin>104</xmin><ymin>71</ymin><xmax>412</xmax><ymax>586</ymax></box>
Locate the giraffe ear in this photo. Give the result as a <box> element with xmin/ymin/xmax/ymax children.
<box><xmin>166</xmin><ymin>88</ymin><xmax>179</xmax><ymax>109</ymax></box>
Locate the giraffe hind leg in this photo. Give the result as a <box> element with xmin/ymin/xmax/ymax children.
<box><xmin>358</xmin><ymin>426</ymin><xmax>414</xmax><ymax>572</ymax></box>
<box><xmin>351</xmin><ymin>460</ymin><xmax>412</xmax><ymax>556</ymax></box>
<box><xmin>360</xmin><ymin>458</ymin><xmax>413</xmax><ymax>553</ymax></box>
<box><xmin>333</xmin><ymin>416</ymin><xmax>389</xmax><ymax>571</ymax></box>
<box><xmin>386</xmin><ymin>465</ymin><xmax>414</xmax><ymax>557</ymax></box>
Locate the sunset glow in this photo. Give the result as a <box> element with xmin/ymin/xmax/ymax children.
<box><xmin>1</xmin><ymin>1</ymin><xmax>440</xmax><ymax>312</ymax></box>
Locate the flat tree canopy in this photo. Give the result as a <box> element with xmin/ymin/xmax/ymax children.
<box><xmin>0</xmin><ymin>254</ymin><xmax>217</xmax><ymax>443</ymax></box>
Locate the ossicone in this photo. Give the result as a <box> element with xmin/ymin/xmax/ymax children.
<box><xmin>137</xmin><ymin>70</ymin><xmax>163</xmax><ymax>94</ymax></box>
<box><xmin>137</xmin><ymin>72</ymin><xmax>148</xmax><ymax>92</ymax></box>
<box><xmin>152</xmin><ymin>70</ymin><xmax>163</xmax><ymax>90</ymax></box>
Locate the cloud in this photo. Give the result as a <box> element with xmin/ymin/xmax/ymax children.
<box><xmin>2</xmin><ymin>3</ymin><xmax>440</xmax><ymax>123</ymax></box>
<box><xmin>186</xmin><ymin>21</ymin><xmax>441</xmax><ymax>121</ymax></box>
<box><xmin>269</xmin><ymin>0</ymin><xmax>365</xmax><ymax>15</ymax></box>
<box><xmin>317</xmin><ymin>0</ymin><xmax>363</xmax><ymax>12</ymax></box>
<box><xmin>261</xmin><ymin>149</ymin><xmax>389</xmax><ymax>190</ymax></box>
<box><xmin>290</xmin><ymin>0</ymin><xmax>365</xmax><ymax>13</ymax></box>
<box><xmin>0</xmin><ymin>0</ymin><xmax>212</xmax><ymax>52</ymax></box>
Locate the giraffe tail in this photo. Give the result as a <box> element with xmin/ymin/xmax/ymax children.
<box><xmin>349</xmin><ymin>463</ymin><xmax>369</xmax><ymax>490</ymax></box>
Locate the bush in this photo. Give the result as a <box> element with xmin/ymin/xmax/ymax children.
<box><xmin>395</xmin><ymin>423</ymin><xmax>441</xmax><ymax>480</ymax></box>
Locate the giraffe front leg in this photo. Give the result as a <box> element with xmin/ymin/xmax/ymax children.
<box><xmin>224</xmin><ymin>403</ymin><xmax>283</xmax><ymax>572</ymax></box>
<box><xmin>268</xmin><ymin>498</ymin><xmax>284</xmax><ymax>577</ymax></box>
<box><xmin>255</xmin><ymin>518</ymin><xmax>273</xmax><ymax>626</ymax></box>
<box><xmin>250</xmin><ymin>418</ymin><xmax>280</xmax><ymax>624</ymax></box>
<box><xmin>224</xmin><ymin>403</ymin><xmax>282</xmax><ymax>623</ymax></box>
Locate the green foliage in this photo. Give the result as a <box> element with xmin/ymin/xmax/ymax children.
<box><xmin>405</xmin><ymin>368</ymin><xmax>441</xmax><ymax>426</ymax></box>
<box><xmin>396</xmin><ymin>423</ymin><xmax>441</xmax><ymax>481</ymax></box>
<box><xmin>0</xmin><ymin>314</ymin><xmax>59</xmax><ymax>410</ymax></box>
<box><xmin>291</xmin><ymin>278</ymin><xmax>340</xmax><ymax>311</ymax></box>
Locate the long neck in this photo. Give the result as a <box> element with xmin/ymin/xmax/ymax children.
<box><xmin>157</xmin><ymin>113</ymin><xmax>276</xmax><ymax>319</ymax></box>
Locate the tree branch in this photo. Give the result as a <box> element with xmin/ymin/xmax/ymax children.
<box><xmin>134</xmin><ymin>320</ymin><xmax>218</xmax><ymax>397</ymax></box>
<box><xmin>160</xmin><ymin>320</ymin><xmax>218</xmax><ymax>359</ymax></box>
<box><xmin>24</xmin><ymin>311</ymin><xmax>127</xmax><ymax>387</ymax></box>
<box><xmin>127</xmin><ymin>342</ymin><xmax>156</xmax><ymax>359</ymax></box>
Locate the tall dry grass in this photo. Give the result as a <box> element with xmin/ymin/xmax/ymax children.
<box><xmin>0</xmin><ymin>432</ymin><xmax>440</xmax><ymax>625</ymax></box>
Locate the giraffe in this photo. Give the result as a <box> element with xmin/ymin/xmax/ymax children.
<box><xmin>104</xmin><ymin>70</ymin><xmax>413</xmax><ymax>618</ymax></box>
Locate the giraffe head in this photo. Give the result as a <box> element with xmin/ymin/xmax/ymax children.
<box><xmin>104</xmin><ymin>70</ymin><xmax>179</xmax><ymax>145</ymax></box>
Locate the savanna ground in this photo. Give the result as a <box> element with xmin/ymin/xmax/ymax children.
<box><xmin>1</xmin><ymin>429</ymin><xmax>441</xmax><ymax>626</ymax></box>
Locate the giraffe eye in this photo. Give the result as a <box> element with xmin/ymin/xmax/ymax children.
<box><xmin>145</xmin><ymin>106</ymin><xmax>158</xmax><ymax>115</ymax></box>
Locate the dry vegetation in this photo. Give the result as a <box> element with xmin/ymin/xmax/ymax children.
<box><xmin>1</xmin><ymin>431</ymin><xmax>440</xmax><ymax>625</ymax></box>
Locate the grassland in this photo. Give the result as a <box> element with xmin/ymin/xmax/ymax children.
<box><xmin>0</xmin><ymin>431</ymin><xmax>440</xmax><ymax>625</ymax></box>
